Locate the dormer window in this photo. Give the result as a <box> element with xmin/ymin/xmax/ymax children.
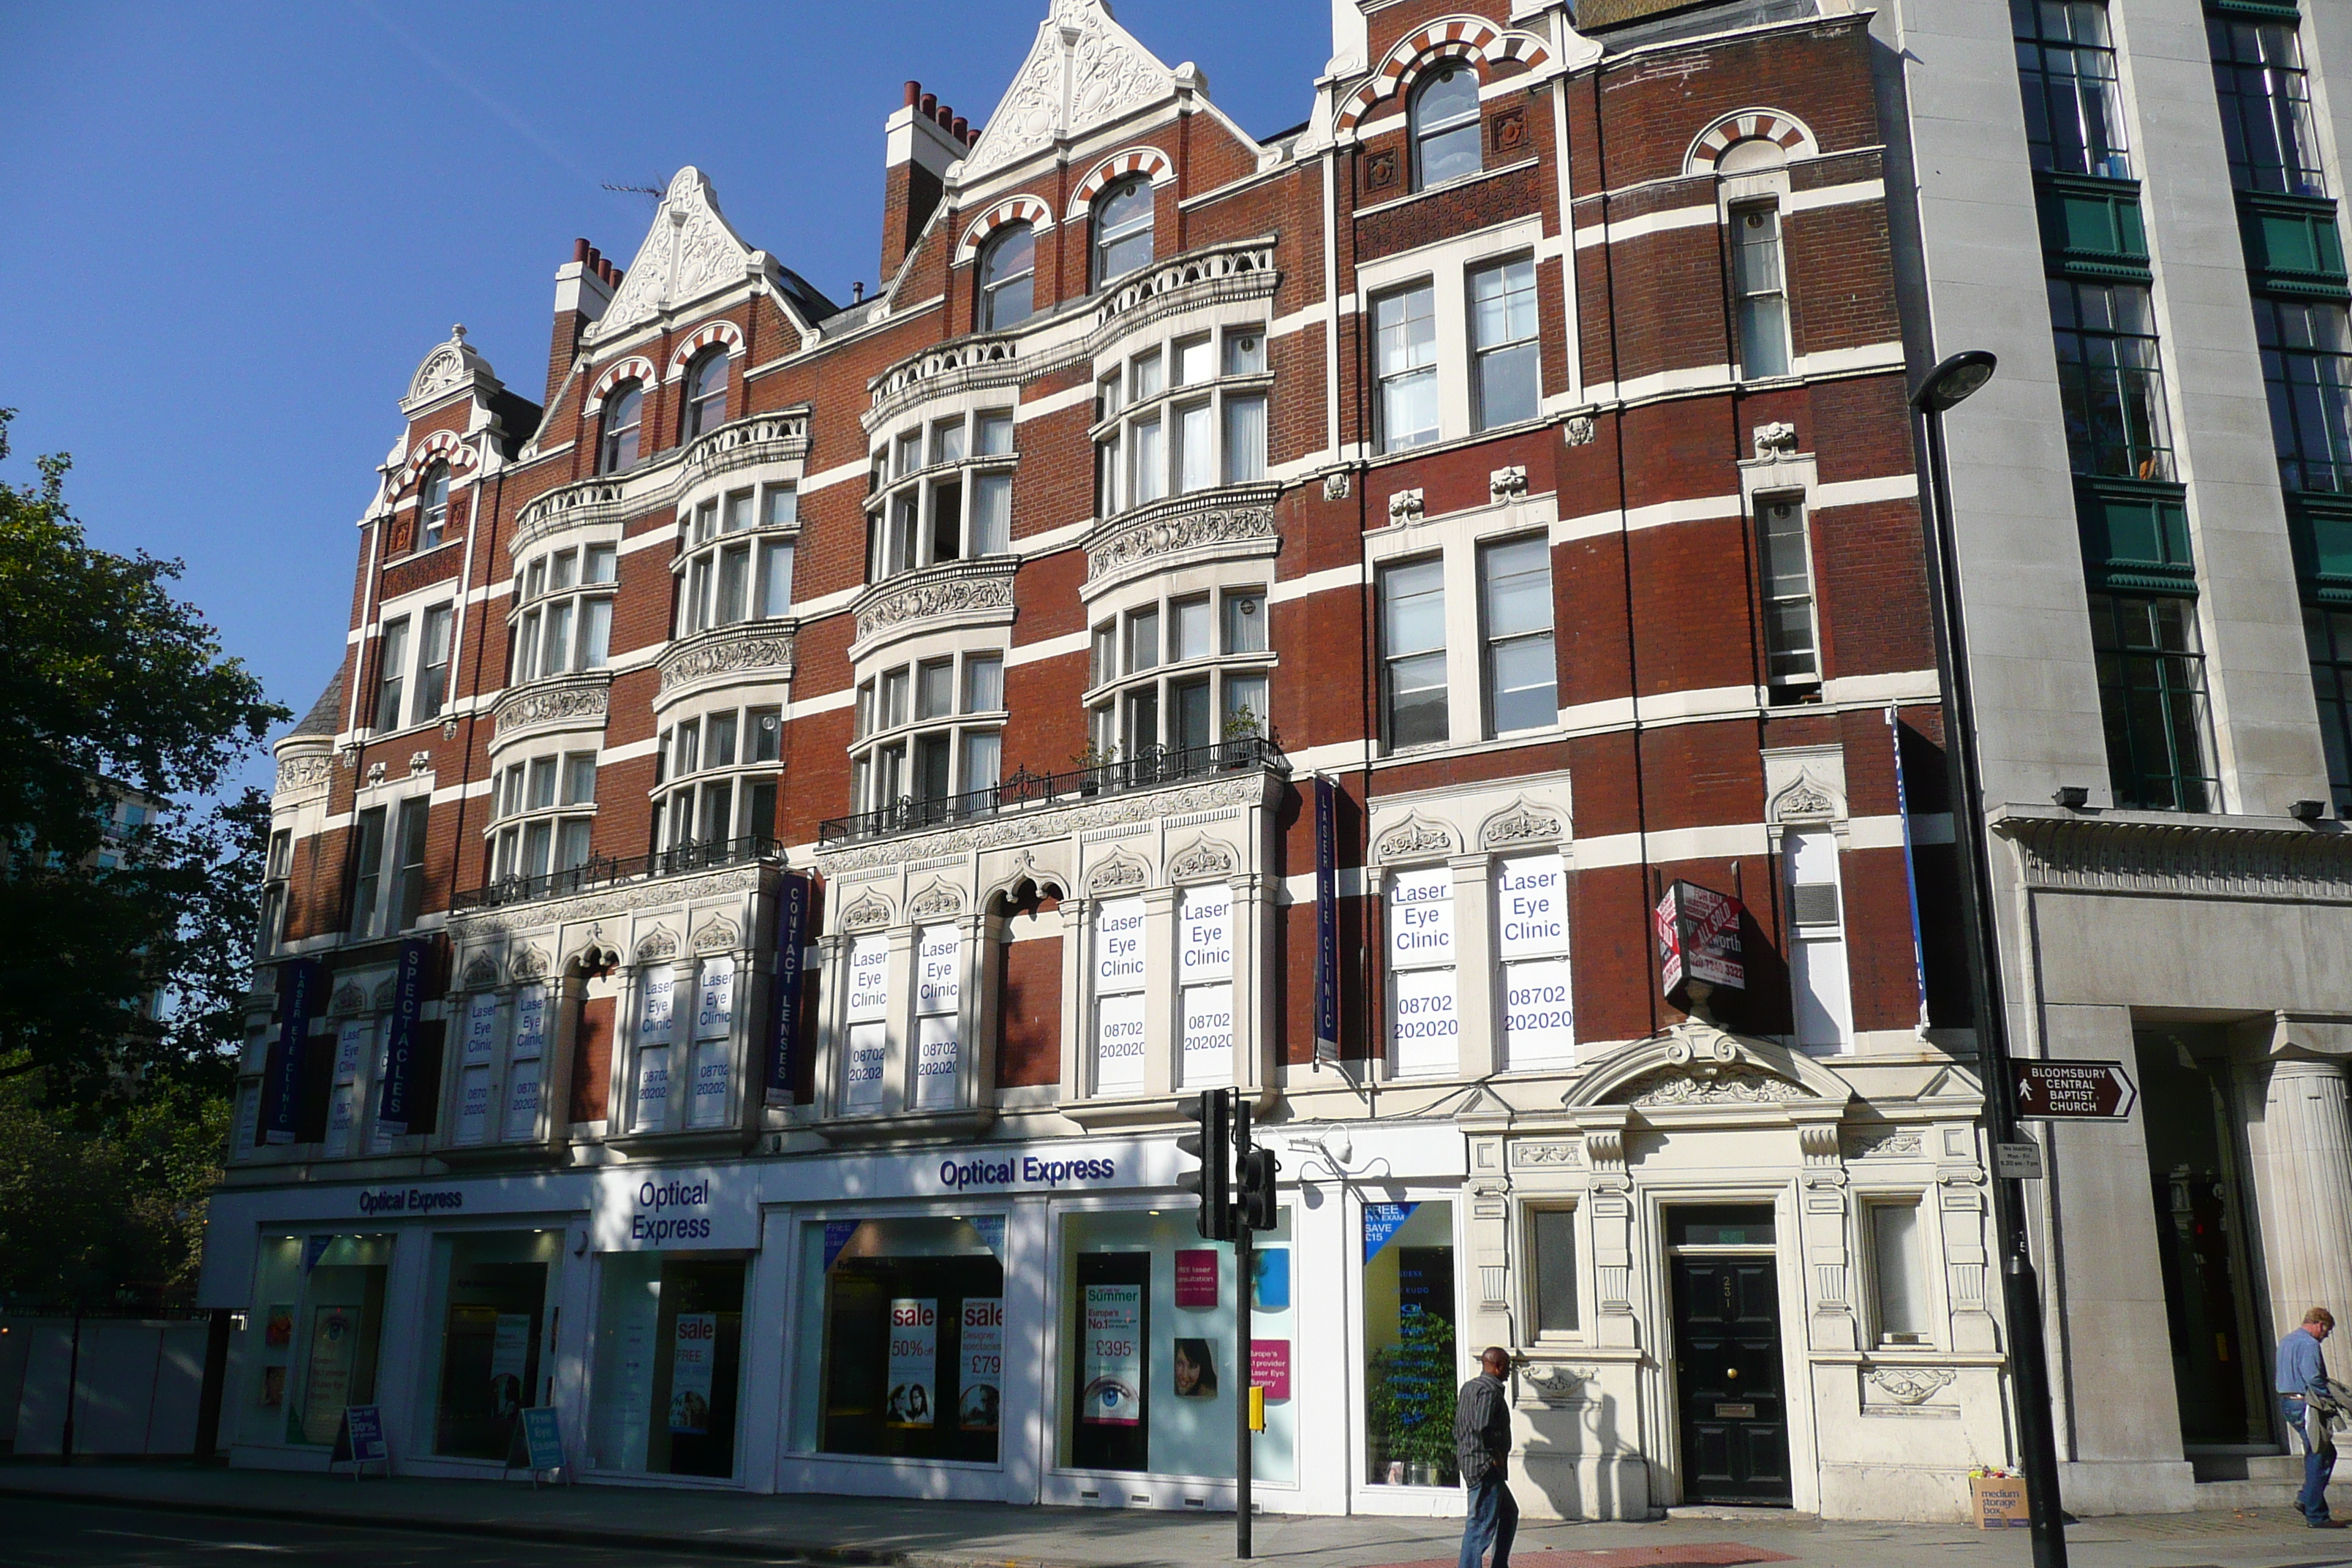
<box><xmin>1093</xmin><ymin>176</ymin><xmax>1155</xmax><ymax>290</ymax></box>
<box><xmin>981</xmin><ymin>224</ymin><xmax>1036</xmax><ymax>331</ymax></box>
<box><xmin>1412</xmin><ymin>61</ymin><xmax>1483</xmax><ymax>189</ymax></box>
<box><xmin>599</xmin><ymin>382</ymin><xmax>644</xmax><ymax>474</ymax></box>
<box><xmin>684</xmin><ymin>350</ymin><xmax>729</xmax><ymax>439</ymax></box>
<box><xmin>419</xmin><ymin>462</ymin><xmax>450</xmax><ymax>549</ymax></box>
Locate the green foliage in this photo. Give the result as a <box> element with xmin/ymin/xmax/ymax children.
<box><xmin>1368</xmin><ymin>1306</ymin><xmax>1458</xmax><ymax>1480</ymax></box>
<box><xmin>0</xmin><ymin>1074</ymin><xmax>230</xmax><ymax>1308</ymax></box>
<box><xmin>0</xmin><ymin>407</ymin><xmax>286</xmax><ymax>1102</ymax></box>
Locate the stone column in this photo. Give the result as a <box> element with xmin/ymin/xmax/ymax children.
<box><xmin>2258</xmin><ymin>1056</ymin><xmax>2352</xmax><ymax>1338</ymax></box>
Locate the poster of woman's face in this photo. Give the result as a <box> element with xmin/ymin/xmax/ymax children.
<box><xmin>1172</xmin><ymin>1337</ymin><xmax>1218</xmax><ymax>1398</ymax></box>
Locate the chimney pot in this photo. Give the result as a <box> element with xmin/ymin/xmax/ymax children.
<box><xmin>952</xmin><ymin>116</ymin><xmax>970</xmax><ymax>141</ymax></box>
<box><xmin>920</xmin><ymin>91</ymin><xmax>938</xmax><ymax>117</ymax></box>
<box><xmin>904</xmin><ymin>80</ymin><xmax>921</xmax><ymax>108</ymax></box>
<box><xmin>573</xmin><ymin>237</ymin><xmax>590</xmax><ymax>263</ymax></box>
<box><xmin>937</xmin><ymin>105</ymin><xmax>956</xmax><ymax>129</ymax></box>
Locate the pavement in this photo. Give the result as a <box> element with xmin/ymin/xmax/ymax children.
<box><xmin>3</xmin><ymin>1460</ymin><xmax>2352</xmax><ymax>1568</ymax></box>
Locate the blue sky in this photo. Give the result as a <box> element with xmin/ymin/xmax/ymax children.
<box><xmin>0</xmin><ymin>1</ymin><xmax>1332</xmax><ymax>778</ymax></box>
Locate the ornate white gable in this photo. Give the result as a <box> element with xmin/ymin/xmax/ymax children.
<box><xmin>400</xmin><ymin>325</ymin><xmax>502</xmax><ymax>415</ymax></box>
<box><xmin>961</xmin><ymin>0</ymin><xmax>1180</xmax><ymax>181</ymax></box>
<box><xmin>590</xmin><ymin>167</ymin><xmax>758</xmax><ymax>343</ymax></box>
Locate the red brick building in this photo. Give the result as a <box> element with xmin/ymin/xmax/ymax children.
<box><xmin>212</xmin><ymin>0</ymin><xmax>1995</xmax><ymax>1523</ymax></box>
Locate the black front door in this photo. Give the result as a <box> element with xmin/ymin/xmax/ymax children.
<box><xmin>1672</xmin><ymin>1256</ymin><xmax>1790</xmax><ymax>1504</ymax></box>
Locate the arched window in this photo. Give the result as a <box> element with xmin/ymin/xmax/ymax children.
<box><xmin>418</xmin><ymin>462</ymin><xmax>450</xmax><ymax>549</ymax></box>
<box><xmin>980</xmin><ymin>224</ymin><xmax>1036</xmax><ymax>331</ymax></box>
<box><xmin>599</xmin><ymin>382</ymin><xmax>644</xmax><ymax>474</ymax></box>
<box><xmin>1092</xmin><ymin>176</ymin><xmax>1155</xmax><ymax>290</ymax></box>
<box><xmin>684</xmin><ymin>350</ymin><xmax>729</xmax><ymax>439</ymax></box>
<box><xmin>1411</xmin><ymin>61</ymin><xmax>1483</xmax><ymax>188</ymax></box>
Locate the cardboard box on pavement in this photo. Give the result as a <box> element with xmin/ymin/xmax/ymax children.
<box><xmin>1971</xmin><ymin>1474</ymin><xmax>2029</xmax><ymax>1528</ymax></box>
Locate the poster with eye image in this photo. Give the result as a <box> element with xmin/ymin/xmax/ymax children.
<box><xmin>886</xmin><ymin>1298</ymin><xmax>938</xmax><ymax>1428</ymax></box>
<box><xmin>667</xmin><ymin>1312</ymin><xmax>717</xmax><ymax>1434</ymax></box>
<box><xmin>1079</xmin><ymin>1283</ymin><xmax>1142</xmax><ymax>1425</ymax></box>
<box><xmin>958</xmin><ymin>1297</ymin><xmax>1003</xmax><ymax>1432</ymax></box>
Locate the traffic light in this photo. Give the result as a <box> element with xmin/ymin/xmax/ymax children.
<box><xmin>1177</xmin><ymin>1088</ymin><xmax>1235</xmax><ymax>1241</ymax></box>
<box><xmin>1238</xmin><ymin>1142</ymin><xmax>1280</xmax><ymax>1233</ymax></box>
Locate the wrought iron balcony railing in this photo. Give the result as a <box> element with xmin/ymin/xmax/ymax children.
<box><xmin>452</xmin><ymin>834</ymin><xmax>783</xmax><ymax>913</ymax></box>
<box><xmin>818</xmin><ymin>734</ymin><xmax>1284</xmax><ymax>848</ymax></box>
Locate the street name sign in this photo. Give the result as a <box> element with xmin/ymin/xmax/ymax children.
<box><xmin>2012</xmin><ymin>1059</ymin><xmax>2137</xmax><ymax>1121</ymax></box>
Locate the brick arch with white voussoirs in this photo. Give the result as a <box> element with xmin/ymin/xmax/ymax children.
<box><xmin>393</xmin><ymin>427</ymin><xmax>478</xmax><ymax>493</ymax></box>
<box><xmin>664</xmin><ymin>320</ymin><xmax>746</xmax><ymax>383</ymax></box>
<box><xmin>1684</xmin><ymin>109</ymin><xmax>1820</xmax><ymax>177</ymax></box>
<box><xmin>584</xmin><ymin>355</ymin><xmax>657</xmax><ymax>416</ymax></box>
<box><xmin>954</xmin><ymin>195</ymin><xmax>1055</xmax><ymax>268</ymax></box>
<box><xmin>1334</xmin><ymin>17</ymin><xmax>1554</xmax><ymax>136</ymax></box>
<box><xmin>1064</xmin><ymin>146</ymin><xmax>1175</xmax><ymax>224</ymax></box>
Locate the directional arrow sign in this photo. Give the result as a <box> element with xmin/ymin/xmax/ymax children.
<box><xmin>2013</xmin><ymin>1058</ymin><xmax>2138</xmax><ymax>1121</ymax></box>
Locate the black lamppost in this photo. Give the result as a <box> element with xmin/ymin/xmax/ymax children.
<box><xmin>1912</xmin><ymin>350</ymin><xmax>2068</xmax><ymax>1567</ymax></box>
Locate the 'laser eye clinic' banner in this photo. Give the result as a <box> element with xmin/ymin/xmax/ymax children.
<box><xmin>261</xmin><ymin>959</ymin><xmax>324</xmax><ymax>1145</ymax></box>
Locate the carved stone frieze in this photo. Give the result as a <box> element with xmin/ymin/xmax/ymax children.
<box><xmin>372</xmin><ymin>978</ymin><xmax>397</xmax><ymax>1009</ymax></box>
<box><xmin>1084</xmin><ymin>497</ymin><xmax>1277</xmax><ymax>584</ymax></box>
<box><xmin>1770</xmin><ymin>772</ymin><xmax>1838</xmax><ymax>823</ymax></box>
<box><xmin>1846</xmin><ymin>1127</ymin><xmax>1924</xmax><ymax>1160</ymax></box>
<box><xmin>816</xmin><ymin>774</ymin><xmax>1271</xmax><ymax>875</ymax></box>
<box><xmin>1511</xmin><ymin>1141</ymin><xmax>1583</xmax><ymax>1168</ymax></box>
<box><xmin>1490</xmin><ymin>464</ymin><xmax>1529</xmax><ymax>502</ymax></box>
<box><xmin>855</xmin><ymin>564</ymin><xmax>1016</xmax><ymax>644</ymax></box>
<box><xmin>658</xmin><ymin>625</ymin><xmax>796</xmax><ymax>696</ymax></box>
<box><xmin>838</xmin><ymin>889</ymin><xmax>895</xmax><ymax>932</ymax></box>
<box><xmin>276</xmin><ymin>753</ymin><xmax>333</xmax><ymax>794</ymax></box>
<box><xmin>495</xmin><ymin>677</ymin><xmax>611</xmax><ymax>736</ymax></box>
<box><xmin>448</xmin><ymin>867</ymin><xmax>765</xmax><ymax>937</ymax></box>
<box><xmin>1167</xmin><ymin>837</ymin><xmax>1235</xmax><ymax>883</ymax></box>
<box><xmin>1520</xmin><ymin>1362</ymin><xmax>1598</xmax><ymax>1403</ymax></box>
<box><xmin>509</xmin><ymin>947</ymin><xmax>549</xmax><ymax>981</ymax></box>
<box><xmin>2003</xmin><ymin>813</ymin><xmax>2352</xmax><ymax>900</ymax></box>
<box><xmin>906</xmin><ymin>881</ymin><xmax>964</xmax><ymax>921</ymax></box>
<box><xmin>693</xmin><ymin>916</ymin><xmax>743</xmax><ymax>954</ymax></box>
<box><xmin>1627</xmin><ymin>1064</ymin><xmax>1812</xmax><ymax>1106</ymax></box>
<box><xmin>1865</xmin><ymin>1366</ymin><xmax>1957</xmax><ymax>1406</ymax></box>
<box><xmin>1375</xmin><ymin>817</ymin><xmax>1455</xmax><ymax>861</ymax></box>
<box><xmin>635</xmin><ymin>927</ymin><xmax>679</xmax><ymax>963</ymax></box>
<box><xmin>1090</xmin><ymin>854</ymin><xmax>1149</xmax><ymax>893</ymax></box>
<box><xmin>1482</xmin><ymin>801</ymin><xmax>1563</xmax><ymax>849</ymax></box>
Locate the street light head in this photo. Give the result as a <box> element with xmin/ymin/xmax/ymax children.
<box><xmin>1912</xmin><ymin>349</ymin><xmax>1998</xmax><ymax>413</ymax></box>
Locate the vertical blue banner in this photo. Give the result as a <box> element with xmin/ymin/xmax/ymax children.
<box><xmin>1888</xmin><ymin>704</ymin><xmax>1930</xmax><ymax>1032</ymax></box>
<box><xmin>1313</xmin><ymin>775</ymin><xmax>1340</xmax><ymax>1063</ymax></box>
<box><xmin>261</xmin><ymin>959</ymin><xmax>322</xmax><ymax>1145</ymax></box>
<box><xmin>374</xmin><ymin>937</ymin><xmax>434</xmax><ymax>1136</ymax></box>
<box><xmin>766</xmin><ymin>870</ymin><xmax>814</xmax><ymax>1107</ymax></box>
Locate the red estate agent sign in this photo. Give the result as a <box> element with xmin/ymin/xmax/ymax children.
<box><xmin>2013</xmin><ymin>1059</ymin><xmax>2138</xmax><ymax>1120</ymax></box>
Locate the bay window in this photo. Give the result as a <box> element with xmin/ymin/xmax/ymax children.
<box><xmin>657</xmin><ymin>703</ymin><xmax>783</xmax><ymax>856</ymax></box>
<box><xmin>1093</xmin><ymin>326</ymin><xmax>1271</xmax><ymax>517</ymax></box>
<box><xmin>489</xmin><ymin>749</ymin><xmax>598</xmax><ymax>889</ymax></box>
<box><xmin>1085</xmin><ymin>587</ymin><xmax>1274</xmax><ymax>764</ymax></box>
<box><xmin>848</xmin><ymin>650</ymin><xmax>1004</xmax><ymax>828</ymax></box>
<box><xmin>510</xmin><ymin>543</ymin><xmax>616</xmax><ymax>682</ymax></box>
<box><xmin>676</xmin><ymin>483</ymin><xmax>799</xmax><ymax>635</ymax></box>
<box><xmin>867</xmin><ymin>410</ymin><xmax>1015</xmax><ymax>582</ymax></box>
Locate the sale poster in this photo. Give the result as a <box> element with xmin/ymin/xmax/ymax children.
<box><xmin>668</xmin><ymin>1312</ymin><xmax>717</xmax><ymax>1434</ymax></box>
<box><xmin>1175</xmin><ymin>1249</ymin><xmax>1219</xmax><ymax>1308</ymax></box>
<box><xmin>1079</xmin><ymin>1283</ymin><xmax>1142</xmax><ymax>1425</ymax></box>
<box><xmin>887</xmin><ymin>1298</ymin><xmax>939</xmax><ymax>1428</ymax></box>
<box><xmin>958</xmin><ymin>1297</ymin><xmax>1003</xmax><ymax>1432</ymax></box>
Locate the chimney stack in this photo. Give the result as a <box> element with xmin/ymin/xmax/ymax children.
<box><xmin>880</xmin><ymin>78</ymin><xmax>968</xmax><ymax>287</ymax></box>
<box><xmin>549</xmin><ymin>235</ymin><xmax>617</xmax><ymax>407</ymax></box>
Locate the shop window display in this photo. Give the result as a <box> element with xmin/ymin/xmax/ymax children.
<box><xmin>1361</xmin><ymin>1199</ymin><xmax>1457</xmax><ymax>1487</ymax></box>
<box><xmin>425</xmin><ymin>1230</ymin><xmax>559</xmax><ymax>1460</ymax></box>
<box><xmin>589</xmin><ymin>1253</ymin><xmax>747</xmax><ymax>1477</ymax></box>
<box><xmin>246</xmin><ymin>1233</ymin><xmax>391</xmax><ymax>1447</ymax></box>
<box><xmin>791</xmin><ymin>1217</ymin><xmax>1007</xmax><ymax>1463</ymax></box>
<box><xmin>1060</xmin><ymin>1209</ymin><xmax>1295</xmax><ymax>1484</ymax></box>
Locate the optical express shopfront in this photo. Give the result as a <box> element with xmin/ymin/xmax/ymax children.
<box><xmin>200</xmin><ymin>1120</ymin><xmax>1470</xmax><ymax>1513</ymax></box>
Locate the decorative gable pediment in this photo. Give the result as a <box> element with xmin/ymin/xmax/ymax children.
<box><xmin>401</xmin><ymin>325</ymin><xmax>502</xmax><ymax>416</ymax></box>
<box><xmin>961</xmin><ymin>0</ymin><xmax>1180</xmax><ymax>182</ymax></box>
<box><xmin>1567</xmin><ymin>1019</ymin><xmax>1854</xmax><ymax>1111</ymax></box>
<box><xmin>590</xmin><ymin>167</ymin><xmax>761</xmax><ymax>344</ymax></box>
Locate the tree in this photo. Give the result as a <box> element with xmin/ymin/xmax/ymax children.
<box><xmin>0</xmin><ymin>406</ymin><xmax>287</xmax><ymax>1101</ymax></box>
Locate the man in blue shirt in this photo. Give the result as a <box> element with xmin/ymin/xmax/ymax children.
<box><xmin>2278</xmin><ymin>1307</ymin><xmax>2339</xmax><ymax>1526</ymax></box>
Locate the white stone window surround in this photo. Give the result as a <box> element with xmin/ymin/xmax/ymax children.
<box><xmin>1514</xmin><ymin>1196</ymin><xmax>1588</xmax><ymax>1346</ymax></box>
<box><xmin>1366</xmin><ymin>777</ymin><xmax>1574</xmax><ymax>1084</ymax></box>
<box><xmin>1081</xmin><ymin>565</ymin><xmax>1277</xmax><ymax>760</ymax></box>
<box><xmin>654</xmin><ymin>695</ymin><xmax>790</xmax><ymax>851</ymax></box>
<box><xmin>508</xmin><ymin>535</ymin><xmax>620</xmax><ymax>685</ymax></box>
<box><xmin>1063</xmin><ymin>854</ymin><xmax>1267</xmax><ymax>1107</ymax></box>
<box><xmin>1366</xmin><ymin>498</ymin><xmax>1564</xmax><ymax>755</ymax></box>
<box><xmin>672</xmin><ymin>481</ymin><xmax>802</xmax><ymax>637</ymax></box>
<box><xmin>1762</xmin><ymin>744</ymin><xmax>1855</xmax><ymax>1057</ymax></box>
<box><xmin>1353</xmin><ymin>215</ymin><xmax>1552</xmax><ymax>456</ymax></box>
<box><xmin>864</xmin><ymin>402</ymin><xmax>1019</xmax><ymax>581</ymax></box>
<box><xmin>812</xmin><ymin>893</ymin><xmax>991</xmax><ymax>1120</ymax></box>
<box><xmin>1739</xmin><ymin>444</ymin><xmax>1824</xmax><ymax>698</ymax></box>
<box><xmin>361</xmin><ymin>578</ymin><xmax>468</xmax><ymax>741</ymax></box>
<box><xmin>436</xmin><ymin>974</ymin><xmax>557</xmax><ymax>1150</ymax></box>
<box><xmin>1714</xmin><ymin>162</ymin><xmax>1797</xmax><ymax>385</ymax></box>
<box><xmin>1089</xmin><ymin>312</ymin><xmax>1274</xmax><ymax>516</ymax></box>
<box><xmin>1852</xmin><ymin>1186</ymin><xmax>1946</xmax><ymax>1352</ymax></box>
<box><xmin>847</xmin><ymin>632</ymin><xmax>1009</xmax><ymax>821</ymax></box>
